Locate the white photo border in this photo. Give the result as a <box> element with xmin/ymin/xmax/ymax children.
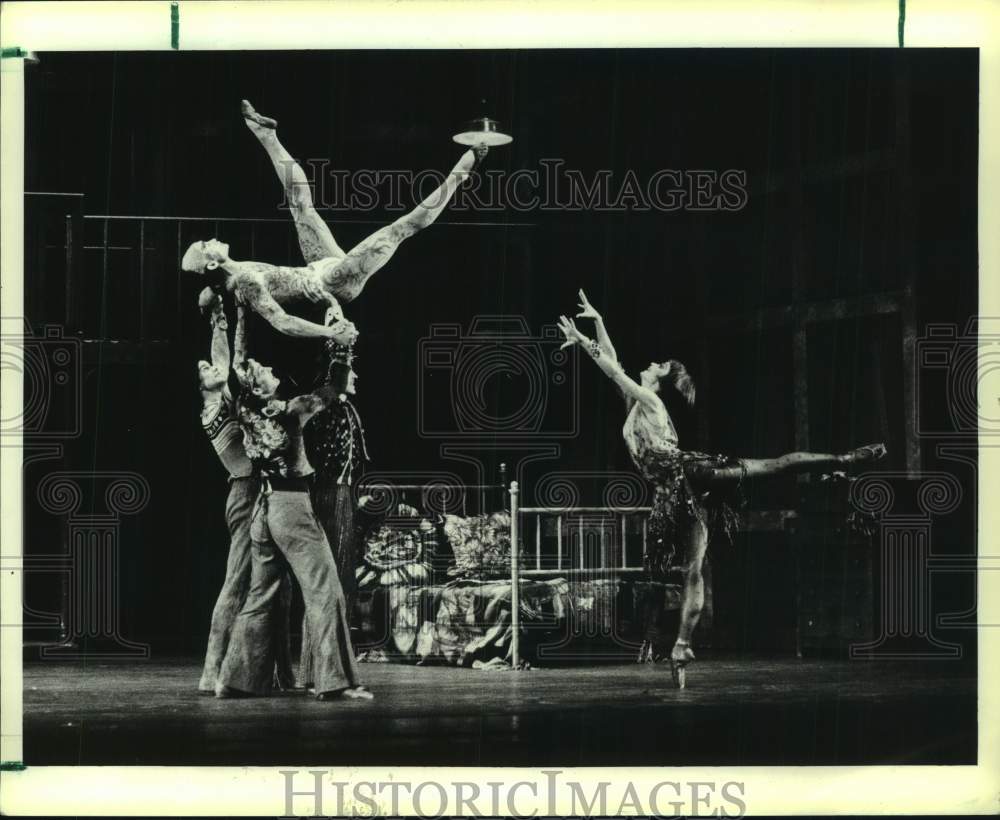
<box><xmin>1</xmin><ymin>0</ymin><xmax>998</xmax><ymax>815</ymax></box>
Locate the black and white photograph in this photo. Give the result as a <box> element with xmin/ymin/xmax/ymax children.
<box><xmin>1</xmin><ymin>1</ymin><xmax>998</xmax><ymax>816</ymax></box>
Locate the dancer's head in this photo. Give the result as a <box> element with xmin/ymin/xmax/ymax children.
<box><xmin>327</xmin><ymin>341</ymin><xmax>357</xmax><ymax>398</ymax></box>
<box><xmin>243</xmin><ymin>358</ymin><xmax>281</xmax><ymax>400</ymax></box>
<box><xmin>640</xmin><ymin>359</ymin><xmax>695</xmax><ymax>406</ymax></box>
<box><xmin>181</xmin><ymin>239</ymin><xmax>231</xmax><ymax>276</ymax></box>
<box><xmin>196</xmin><ymin>360</ymin><xmax>226</xmax><ymax>393</ymax></box>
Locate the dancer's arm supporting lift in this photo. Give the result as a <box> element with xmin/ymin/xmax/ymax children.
<box><xmin>209</xmin><ymin>296</ymin><xmax>231</xmax><ymax>383</ymax></box>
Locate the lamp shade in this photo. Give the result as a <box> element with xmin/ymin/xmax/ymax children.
<box><xmin>452</xmin><ymin>117</ymin><xmax>513</xmax><ymax>147</ymax></box>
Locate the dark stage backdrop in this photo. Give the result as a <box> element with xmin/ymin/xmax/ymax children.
<box><xmin>21</xmin><ymin>49</ymin><xmax>978</xmax><ymax>656</ymax></box>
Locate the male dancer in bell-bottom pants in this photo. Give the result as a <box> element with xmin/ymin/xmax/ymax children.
<box><xmin>216</xmin><ymin>308</ymin><xmax>370</xmax><ymax>700</ymax></box>
<box><xmin>196</xmin><ymin>296</ymin><xmax>294</xmax><ymax>692</ymax></box>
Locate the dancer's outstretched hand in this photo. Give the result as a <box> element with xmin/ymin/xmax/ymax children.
<box><xmin>576</xmin><ymin>289</ymin><xmax>600</xmax><ymax>320</ymax></box>
<box><xmin>557</xmin><ymin>315</ymin><xmax>586</xmax><ymax>349</ymax></box>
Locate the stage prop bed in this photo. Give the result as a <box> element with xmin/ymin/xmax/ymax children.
<box><xmin>350</xmin><ymin>475</ymin><xmax>700</xmax><ymax>668</ymax></box>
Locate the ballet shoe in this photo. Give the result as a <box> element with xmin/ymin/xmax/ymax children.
<box><xmin>843</xmin><ymin>442</ymin><xmax>887</xmax><ymax>465</ymax></box>
<box><xmin>316</xmin><ymin>686</ymin><xmax>374</xmax><ymax>702</ymax></box>
<box><xmin>472</xmin><ymin>144</ymin><xmax>490</xmax><ymax>166</ymax></box>
<box><xmin>669</xmin><ymin>642</ymin><xmax>695</xmax><ymax>690</ymax></box>
<box><xmin>240</xmin><ymin>99</ymin><xmax>277</xmax><ymax>130</ymax></box>
<box><xmin>214</xmin><ymin>684</ymin><xmax>253</xmax><ymax>699</ymax></box>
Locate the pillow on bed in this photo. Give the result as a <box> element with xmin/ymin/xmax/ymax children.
<box><xmin>444</xmin><ymin>511</ymin><xmax>512</xmax><ymax>579</ymax></box>
<box><xmin>358</xmin><ymin>503</ymin><xmax>435</xmax><ymax>588</ymax></box>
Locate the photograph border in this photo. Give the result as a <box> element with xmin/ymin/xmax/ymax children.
<box><xmin>1</xmin><ymin>0</ymin><xmax>998</xmax><ymax>815</ymax></box>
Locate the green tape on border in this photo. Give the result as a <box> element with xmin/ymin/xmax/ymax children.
<box><xmin>0</xmin><ymin>761</ymin><xmax>27</xmax><ymax>771</ymax></box>
<box><xmin>1</xmin><ymin>47</ymin><xmax>28</xmax><ymax>59</ymax></box>
<box><xmin>171</xmin><ymin>1</ymin><xmax>179</xmax><ymax>50</ymax></box>
<box><xmin>898</xmin><ymin>0</ymin><xmax>906</xmax><ymax>47</ymax></box>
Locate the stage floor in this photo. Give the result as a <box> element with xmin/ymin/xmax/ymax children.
<box><xmin>23</xmin><ymin>655</ymin><xmax>976</xmax><ymax>766</ymax></box>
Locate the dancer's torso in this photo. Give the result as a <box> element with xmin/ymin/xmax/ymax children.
<box><xmin>201</xmin><ymin>391</ymin><xmax>254</xmax><ymax>478</ymax></box>
<box><xmin>238</xmin><ymin>399</ymin><xmax>315</xmax><ymax>479</ymax></box>
<box><xmin>305</xmin><ymin>398</ymin><xmax>369</xmax><ymax>486</ymax></box>
<box><xmin>232</xmin><ymin>263</ymin><xmax>323</xmax><ymax>305</ymax></box>
<box><xmin>623</xmin><ymin>399</ymin><xmax>679</xmax><ymax>469</ymax></box>
<box><xmin>233</xmin><ymin>263</ymin><xmax>355</xmax><ymax>327</ymax></box>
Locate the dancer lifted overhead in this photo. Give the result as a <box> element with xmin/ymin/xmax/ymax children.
<box><xmin>183</xmin><ymin>100</ymin><xmax>485</xmax><ymax>339</ymax></box>
<box><xmin>557</xmin><ymin>290</ymin><xmax>886</xmax><ymax>688</ymax></box>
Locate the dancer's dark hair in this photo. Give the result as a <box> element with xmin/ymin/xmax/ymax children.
<box><xmin>662</xmin><ymin>359</ymin><xmax>695</xmax><ymax>407</ymax></box>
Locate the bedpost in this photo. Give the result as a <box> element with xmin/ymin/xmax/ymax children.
<box><xmin>509</xmin><ymin>480</ymin><xmax>521</xmax><ymax>669</ymax></box>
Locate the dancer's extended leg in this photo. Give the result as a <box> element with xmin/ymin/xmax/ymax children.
<box><xmin>687</xmin><ymin>443</ymin><xmax>887</xmax><ymax>488</ymax></box>
<box><xmin>242</xmin><ymin>100</ymin><xmax>345</xmax><ymax>264</ymax></box>
<box><xmin>319</xmin><ymin>150</ymin><xmax>479</xmax><ymax>303</ymax></box>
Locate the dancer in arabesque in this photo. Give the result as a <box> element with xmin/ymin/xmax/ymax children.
<box><xmin>557</xmin><ymin>289</ymin><xmax>886</xmax><ymax>687</ymax></box>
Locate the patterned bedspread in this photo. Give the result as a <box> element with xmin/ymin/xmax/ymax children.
<box><xmin>354</xmin><ymin>577</ymin><xmax>702</xmax><ymax>667</ymax></box>
<box><xmin>351</xmin><ymin>507</ymin><xmax>709</xmax><ymax>667</ymax></box>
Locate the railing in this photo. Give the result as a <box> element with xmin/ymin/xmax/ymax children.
<box><xmin>356</xmin><ymin>466</ymin><xmax>509</xmax><ymax>518</ymax></box>
<box><xmin>508</xmin><ymin>481</ymin><xmax>658</xmax><ymax>667</ymax></box>
<box><xmin>26</xmin><ymin>203</ymin><xmax>531</xmax><ymax>346</ymax></box>
<box><xmin>506</xmin><ymin>481</ymin><xmax>803</xmax><ymax>667</ymax></box>
<box><xmin>75</xmin><ymin>214</ymin><xmax>305</xmax><ymax>343</ymax></box>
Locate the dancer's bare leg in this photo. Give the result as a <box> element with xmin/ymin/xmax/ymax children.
<box><xmin>319</xmin><ymin>149</ymin><xmax>480</xmax><ymax>303</ymax></box>
<box><xmin>242</xmin><ymin>100</ymin><xmax>345</xmax><ymax>264</ymax></box>
<box><xmin>688</xmin><ymin>443</ymin><xmax>887</xmax><ymax>488</ymax></box>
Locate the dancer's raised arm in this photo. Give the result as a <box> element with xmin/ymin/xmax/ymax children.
<box><xmin>557</xmin><ymin>315</ymin><xmax>659</xmax><ymax>409</ymax></box>
<box><xmin>232</xmin><ymin>303</ymin><xmax>249</xmax><ymax>380</ymax></box>
<box><xmin>576</xmin><ymin>289</ymin><xmax>619</xmax><ymax>362</ymax></box>
<box><xmin>207</xmin><ymin>296</ymin><xmax>231</xmax><ymax>380</ymax></box>
<box><xmin>576</xmin><ymin>289</ymin><xmax>636</xmax><ymax>406</ymax></box>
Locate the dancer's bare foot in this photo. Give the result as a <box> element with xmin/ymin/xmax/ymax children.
<box><xmin>841</xmin><ymin>443</ymin><xmax>887</xmax><ymax>465</ymax></box>
<box><xmin>241</xmin><ymin>99</ymin><xmax>277</xmax><ymax>136</ymax></box>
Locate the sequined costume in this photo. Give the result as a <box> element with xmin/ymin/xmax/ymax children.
<box><xmin>299</xmin><ymin>348</ymin><xmax>371</xmax><ymax>685</ymax></box>
<box><xmin>305</xmin><ymin>396</ymin><xmax>370</xmax><ymax>614</ymax></box>
<box><xmin>623</xmin><ymin>398</ymin><xmax>745</xmax><ymax>577</ymax></box>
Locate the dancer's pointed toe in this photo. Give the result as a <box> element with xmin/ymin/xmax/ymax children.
<box><xmin>241</xmin><ymin>99</ymin><xmax>277</xmax><ymax>130</ymax></box>
<box><xmin>669</xmin><ymin>641</ymin><xmax>695</xmax><ymax>689</ymax></box>
<box><xmin>844</xmin><ymin>442</ymin><xmax>888</xmax><ymax>465</ymax></box>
